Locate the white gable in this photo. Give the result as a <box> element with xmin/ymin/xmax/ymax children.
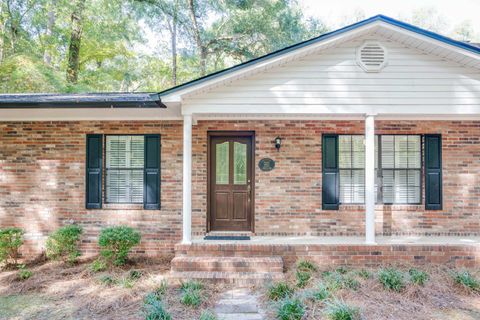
<box><xmin>181</xmin><ymin>33</ymin><xmax>480</xmax><ymax>119</ymax></box>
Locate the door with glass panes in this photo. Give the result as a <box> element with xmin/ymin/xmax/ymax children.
<box><xmin>209</xmin><ymin>133</ymin><xmax>253</xmax><ymax>231</ymax></box>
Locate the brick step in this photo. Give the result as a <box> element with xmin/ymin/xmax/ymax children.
<box><xmin>171</xmin><ymin>256</ymin><xmax>284</xmax><ymax>273</ymax></box>
<box><xmin>169</xmin><ymin>270</ymin><xmax>284</xmax><ymax>285</ymax></box>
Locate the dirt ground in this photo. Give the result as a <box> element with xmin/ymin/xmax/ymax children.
<box><xmin>0</xmin><ymin>255</ymin><xmax>225</xmax><ymax>320</ymax></box>
<box><xmin>259</xmin><ymin>264</ymin><xmax>480</xmax><ymax>320</ymax></box>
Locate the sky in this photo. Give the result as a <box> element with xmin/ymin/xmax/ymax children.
<box><xmin>300</xmin><ymin>0</ymin><xmax>480</xmax><ymax>33</ymax></box>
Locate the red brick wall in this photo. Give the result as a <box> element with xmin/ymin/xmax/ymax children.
<box><xmin>192</xmin><ymin>120</ymin><xmax>480</xmax><ymax>237</ymax></box>
<box><xmin>0</xmin><ymin>121</ymin><xmax>183</xmax><ymax>257</ymax></box>
<box><xmin>1</xmin><ymin>120</ymin><xmax>480</xmax><ymax>258</ymax></box>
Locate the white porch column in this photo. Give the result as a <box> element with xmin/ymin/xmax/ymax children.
<box><xmin>365</xmin><ymin>114</ymin><xmax>376</xmax><ymax>244</ymax></box>
<box><xmin>182</xmin><ymin>114</ymin><xmax>192</xmax><ymax>244</ymax></box>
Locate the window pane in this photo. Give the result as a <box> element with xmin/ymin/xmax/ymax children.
<box><xmin>382</xmin><ymin>169</ymin><xmax>394</xmax><ymax>203</ymax></box>
<box><xmin>395</xmin><ymin>136</ymin><xmax>409</xmax><ymax>168</ymax></box>
<box><xmin>340</xmin><ymin>170</ymin><xmax>352</xmax><ymax>203</ymax></box>
<box><xmin>352</xmin><ymin>170</ymin><xmax>365</xmax><ymax>203</ymax></box>
<box><xmin>339</xmin><ymin>136</ymin><xmax>352</xmax><ymax>168</ymax></box>
<box><xmin>352</xmin><ymin>136</ymin><xmax>365</xmax><ymax>168</ymax></box>
<box><xmin>106</xmin><ymin>136</ymin><xmax>127</xmax><ymax>168</ymax></box>
<box><xmin>381</xmin><ymin>136</ymin><xmax>394</xmax><ymax>168</ymax></box>
<box><xmin>408</xmin><ymin>136</ymin><xmax>421</xmax><ymax>168</ymax></box>
<box><xmin>234</xmin><ymin>142</ymin><xmax>247</xmax><ymax>185</ymax></box>
<box><xmin>216</xmin><ymin>142</ymin><xmax>229</xmax><ymax>184</ymax></box>
<box><xmin>130</xmin><ymin>136</ymin><xmax>145</xmax><ymax>168</ymax></box>
<box><xmin>394</xmin><ymin>170</ymin><xmax>408</xmax><ymax>203</ymax></box>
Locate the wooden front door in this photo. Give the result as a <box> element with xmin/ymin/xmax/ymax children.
<box><xmin>208</xmin><ymin>132</ymin><xmax>254</xmax><ymax>231</ymax></box>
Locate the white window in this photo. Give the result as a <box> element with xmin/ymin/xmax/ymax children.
<box><xmin>339</xmin><ymin>135</ymin><xmax>421</xmax><ymax>205</ymax></box>
<box><xmin>105</xmin><ymin>135</ymin><xmax>144</xmax><ymax>203</ymax></box>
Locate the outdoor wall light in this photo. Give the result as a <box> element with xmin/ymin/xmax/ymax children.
<box><xmin>274</xmin><ymin>136</ymin><xmax>282</xmax><ymax>151</ymax></box>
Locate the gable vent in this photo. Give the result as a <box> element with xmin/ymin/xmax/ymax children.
<box><xmin>356</xmin><ymin>42</ymin><xmax>388</xmax><ymax>72</ymax></box>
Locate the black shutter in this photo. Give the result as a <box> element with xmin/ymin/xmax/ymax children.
<box><xmin>425</xmin><ymin>134</ymin><xmax>442</xmax><ymax>210</ymax></box>
<box><xmin>144</xmin><ymin>134</ymin><xmax>161</xmax><ymax>210</ymax></box>
<box><xmin>86</xmin><ymin>134</ymin><xmax>103</xmax><ymax>209</ymax></box>
<box><xmin>322</xmin><ymin>134</ymin><xmax>339</xmax><ymax>210</ymax></box>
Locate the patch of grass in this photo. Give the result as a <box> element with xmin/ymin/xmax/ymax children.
<box><xmin>306</xmin><ymin>282</ymin><xmax>330</xmax><ymax>301</ymax></box>
<box><xmin>322</xmin><ymin>271</ymin><xmax>360</xmax><ymax>291</ymax></box>
<box><xmin>357</xmin><ymin>269</ymin><xmax>372</xmax><ymax>279</ymax></box>
<box><xmin>296</xmin><ymin>270</ymin><xmax>311</xmax><ymax>288</ymax></box>
<box><xmin>335</xmin><ymin>266</ymin><xmax>349</xmax><ymax>274</ymax></box>
<box><xmin>325</xmin><ymin>299</ymin><xmax>360</xmax><ymax>320</ymax></box>
<box><xmin>276</xmin><ymin>297</ymin><xmax>305</xmax><ymax>320</ymax></box>
<box><xmin>378</xmin><ymin>268</ymin><xmax>405</xmax><ymax>292</ymax></box>
<box><xmin>181</xmin><ymin>288</ymin><xmax>202</xmax><ymax>307</ymax></box>
<box><xmin>17</xmin><ymin>265</ymin><xmax>32</xmax><ymax>280</ymax></box>
<box><xmin>118</xmin><ymin>275</ymin><xmax>135</xmax><ymax>289</ymax></box>
<box><xmin>267</xmin><ymin>281</ymin><xmax>294</xmax><ymax>301</ymax></box>
<box><xmin>181</xmin><ymin>280</ymin><xmax>204</xmax><ymax>291</ymax></box>
<box><xmin>128</xmin><ymin>269</ymin><xmax>142</xmax><ymax>280</ymax></box>
<box><xmin>296</xmin><ymin>259</ymin><xmax>318</xmax><ymax>272</ymax></box>
<box><xmin>98</xmin><ymin>274</ymin><xmax>116</xmax><ymax>286</ymax></box>
<box><xmin>409</xmin><ymin>269</ymin><xmax>429</xmax><ymax>286</ymax></box>
<box><xmin>90</xmin><ymin>259</ymin><xmax>107</xmax><ymax>273</ymax></box>
<box><xmin>342</xmin><ymin>276</ymin><xmax>360</xmax><ymax>290</ymax></box>
<box><xmin>199</xmin><ymin>309</ymin><xmax>217</xmax><ymax>320</ymax></box>
<box><xmin>144</xmin><ymin>293</ymin><xmax>172</xmax><ymax>320</ymax></box>
<box><xmin>154</xmin><ymin>280</ymin><xmax>168</xmax><ymax>297</ymax></box>
<box><xmin>452</xmin><ymin>270</ymin><xmax>480</xmax><ymax>291</ymax></box>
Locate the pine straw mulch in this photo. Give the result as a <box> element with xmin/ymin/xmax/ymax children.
<box><xmin>258</xmin><ymin>263</ymin><xmax>480</xmax><ymax>320</ymax></box>
<box><xmin>0</xmin><ymin>255</ymin><xmax>226</xmax><ymax>320</ymax></box>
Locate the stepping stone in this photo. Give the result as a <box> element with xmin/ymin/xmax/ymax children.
<box><xmin>214</xmin><ymin>288</ymin><xmax>265</xmax><ymax>320</ymax></box>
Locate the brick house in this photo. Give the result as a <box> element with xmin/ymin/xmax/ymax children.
<box><xmin>1</xmin><ymin>15</ymin><xmax>480</xmax><ymax>278</ymax></box>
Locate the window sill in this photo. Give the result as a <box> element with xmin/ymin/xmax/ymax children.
<box><xmin>103</xmin><ymin>203</ymin><xmax>144</xmax><ymax>210</ymax></box>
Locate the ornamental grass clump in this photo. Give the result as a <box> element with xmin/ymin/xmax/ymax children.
<box><xmin>46</xmin><ymin>225</ymin><xmax>83</xmax><ymax>263</ymax></box>
<box><xmin>0</xmin><ymin>227</ymin><xmax>24</xmax><ymax>267</ymax></box>
<box><xmin>144</xmin><ymin>292</ymin><xmax>172</xmax><ymax>320</ymax></box>
<box><xmin>324</xmin><ymin>299</ymin><xmax>360</xmax><ymax>320</ymax></box>
<box><xmin>409</xmin><ymin>268</ymin><xmax>429</xmax><ymax>286</ymax></box>
<box><xmin>180</xmin><ymin>280</ymin><xmax>204</xmax><ymax>307</ymax></box>
<box><xmin>452</xmin><ymin>270</ymin><xmax>480</xmax><ymax>292</ymax></box>
<box><xmin>98</xmin><ymin>226</ymin><xmax>141</xmax><ymax>266</ymax></box>
<box><xmin>199</xmin><ymin>310</ymin><xmax>217</xmax><ymax>320</ymax></box>
<box><xmin>296</xmin><ymin>259</ymin><xmax>318</xmax><ymax>273</ymax></box>
<box><xmin>276</xmin><ymin>297</ymin><xmax>305</xmax><ymax>320</ymax></box>
<box><xmin>378</xmin><ymin>268</ymin><xmax>405</xmax><ymax>292</ymax></box>
<box><xmin>267</xmin><ymin>281</ymin><xmax>294</xmax><ymax>301</ymax></box>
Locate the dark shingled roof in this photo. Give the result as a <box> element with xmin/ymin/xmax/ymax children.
<box><xmin>0</xmin><ymin>93</ymin><xmax>164</xmax><ymax>108</ymax></box>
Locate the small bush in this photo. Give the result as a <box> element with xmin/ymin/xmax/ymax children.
<box><xmin>181</xmin><ymin>288</ymin><xmax>202</xmax><ymax>307</ymax></box>
<box><xmin>0</xmin><ymin>227</ymin><xmax>24</xmax><ymax>266</ymax></box>
<box><xmin>296</xmin><ymin>259</ymin><xmax>318</xmax><ymax>272</ymax></box>
<box><xmin>45</xmin><ymin>225</ymin><xmax>83</xmax><ymax>263</ymax></box>
<box><xmin>144</xmin><ymin>294</ymin><xmax>172</xmax><ymax>320</ymax></box>
<box><xmin>199</xmin><ymin>310</ymin><xmax>217</xmax><ymax>320</ymax></box>
<box><xmin>335</xmin><ymin>266</ymin><xmax>349</xmax><ymax>275</ymax></box>
<box><xmin>378</xmin><ymin>268</ymin><xmax>405</xmax><ymax>292</ymax></box>
<box><xmin>452</xmin><ymin>270</ymin><xmax>480</xmax><ymax>291</ymax></box>
<box><xmin>276</xmin><ymin>297</ymin><xmax>305</xmax><ymax>320</ymax></box>
<box><xmin>409</xmin><ymin>269</ymin><xmax>429</xmax><ymax>286</ymax></box>
<box><xmin>129</xmin><ymin>270</ymin><xmax>142</xmax><ymax>280</ymax></box>
<box><xmin>267</xmin><ymin>281</ymin><xmax>294</xmax><ymax>301</ymax></box>
<box><xmin>296</xmin><ymin>270</ymin><xmax>311</xmax><ymax>288</ymax></box>
<box><xmin>342</xmin><ymin>276</ymin><xmax>360</xmax><ymax>290</ymax></box>
<box><xmin>323</xmin><ymin>272</ymin><xmax>344</xmax><ymax>291</ymax></box>
<box><xmin>90</xmin><ymin>259</ymin><xmax>107</xmax><ymax>272</ymax></box>
<box><xmin>99</xmin><ymin>274</ymin><xmax>116</xmax><ymax>286</ymax></box>
<box><xmin>98</xmin><ymin>226</ymin><xmax>141</xmax><ymax>266</ymax></box>
<box><xmin>17</xmin><ymin>265</ymin><xmax>32</xmax><ymax>280</ymax></box>
<box><xmin>118</xmin><ymin>275</ymin><xmax>135</xmax><ymax>289</ymax></box>
<box><xmin>181</xmin><ymin>280</ymin><xmax>204</xmax><ymax>291</ymax></box>
<box><xmin>309</xmin><ymin>283</ymin><xmax>330</xmax><ymax>301</ymax></box>
<box><xmin>325</xmin><ymin>299</ymin><xmax>360</xmax><ymax>320</ymax></box>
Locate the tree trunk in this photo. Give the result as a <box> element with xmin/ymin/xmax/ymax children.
<box><xmin>43</xmin><ymin>1</ymin><xmax>56</xmax><ymax>65</ymax></box>
<box><xmin>187</xmin><ymin>0</ymin><xmax>206</xmax><ymax>76</ymax></box>
<box><xmin>66</xmin><ymin>0</ymin><xmax>86</xmax><ymax>84</ymax></box>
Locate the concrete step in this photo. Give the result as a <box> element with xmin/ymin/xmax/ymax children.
<box><xmin>169</xmin><ymin>270</ymin><xmax>284</xmax><ymax>285</ymax></box>
<box><xmin>216</xmin><ymin>313</ymin><xmax>264</xmax><ymax>320</ymax></box>
<box><xmin>171</xmin><ymin>256</ymin><xmax>283</xmax><ymax>273</ymax></box>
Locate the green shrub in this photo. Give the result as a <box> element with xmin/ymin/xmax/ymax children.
<box><xmin>144</xmin><ymin>294</ymin><xmax>172</xmax><ymax>320</ymax></box>
<box><xmin>378</xmin><ymin>268</ymin><xmax>405</xmax><ymax>292</ymax></box>
<box><xmin>98</xmin><ymin>226</ymin><xmax>141</xmax><ymax>266</ymax></box>
<box><xmin>325</xmin><ymin>299</ymin><xmax>360</xmax><ymax>320</ymax></box>
<box><xmin>99</xmin><ymin>274</ymin><xmax>116</xmax><ymax>286</ymax></box>
<box><xmin>0</xmin><ymin>227</ymin><xmax>24</xmax><ymax>266</ymax></box>
<box><xmin>409</xmin><ymin>269</ymin><xmax>429</xmax><ymax>286</ymax></box>
<box><xmin>181</xmin><ymin>288</ymin><xmax>202</xmax><ymax>307</ymax></box>
<box><xmin>276</xmin><ymin>297</ymin><xmax>305</xmax><ymax>320</ymax></box>
<box><xmin>322</xmin><ymin>272</ymin><xmax>359</xmax><ymax>291</ymax></box>
<box><xmin>452</xmin><ymin>270</ymin><xmax>480</xmax><ymax>291</ymax></box>
<box><xmin>296</xmin><ymin>259</ymin><xmax>318</xmax><ymax>272</ymax></box>
<box><xmin>17</xmin><ymin>265</ymin><xmax>32</xmax><ymax>280</ymax></box>
<box><xmin>267</xmin><ymin>281</ymin><xmax>294</xmax><ymax>301</ymax></box>
<box><xmin>296</xmin><ymin>270</ymin><xmax>311</xmax><ymax>288</ymax></box>
<box><xmin>118</xmin><ymin>275</ymin><xmax>135</xmax><ymax>289</ymax></box>
<box><xmin>90</xmin><ymin>259</ymin><xmax>107</xmax><ymax>272</ymax></box>
<box><xmin>342</xmin><ymin>276</ymin><xmax>360</xmax><ymax>290</ymax></box>
<box><xmin>45</xmin><ymin>225</ymin><xmax>83</xmax><ymax>263</ymax></box>
<box><xmin>335</xmin><ymin>266</ymin><xmax>349</xmax><ymax>275</ymax></box>
<box><xmin>129</xmin><ymin>270</ymin><xmax>142</xmax><ymax>280</ymax></box>
<box><xmin>199</xmin><ymin>310</ymin><xmax>217</xmax><ymax>320</ymax></box>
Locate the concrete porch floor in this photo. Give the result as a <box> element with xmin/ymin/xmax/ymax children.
<box><xmin>192</xmin><ymin>235</ymin><xmax>480</xmax><ymax>246</ymax></box>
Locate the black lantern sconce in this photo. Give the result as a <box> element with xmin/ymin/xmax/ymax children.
<box><xmin>274</xmin><ymin>136</ymin><xmax>282</xmax><ymax>151</ymax></box>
